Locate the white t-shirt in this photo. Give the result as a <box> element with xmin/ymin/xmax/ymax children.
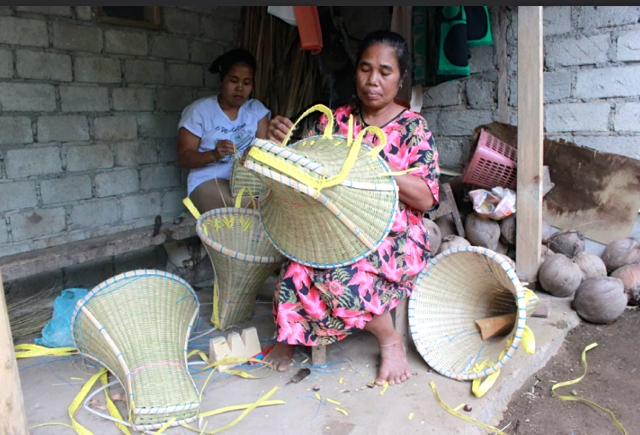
<box><xmin>178</xmin><ymin>95</ymin><xmax>270</xmax><ymax>195</ymax></box>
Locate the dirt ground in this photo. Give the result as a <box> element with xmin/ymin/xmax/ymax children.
<box><xmin>498</xmin><ymin>307</ymin><xmax>640</xmax><ymax>435</ymax></box>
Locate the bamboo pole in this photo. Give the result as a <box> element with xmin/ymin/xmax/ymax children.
<box><xmin>0</xmin><ymin>272</ymin><xmax>30</xmax><ymax>435</ymax></box>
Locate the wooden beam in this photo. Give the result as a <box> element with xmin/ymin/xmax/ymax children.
<box><xmin>496</xmin><ymin>6</ymin><xmax>509</xmax><ymax>124</ymax></box>
<box><xmin>516</xmin><ymin>7</ymin><xmax>544</xmax><ymax>282</ymax></box>
<box><xmin>0</xmin><ymin>272</ymin><xmax>30</xmax><ymax>434</ymax></box>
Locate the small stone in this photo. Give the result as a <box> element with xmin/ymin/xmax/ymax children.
<box><xmin>571</xmin><ymin>389</ymin><xmax>578</xmax><ymax>396</ymax></box>
<box><xmin>313</xmin><ymin>385</ymin><xmax>321</xmax><ymax>391</ymax></box>
<box><xmin>463</xmin><ymin>404</ymin><xmax>472</xmax><ymax>412</ymax></box>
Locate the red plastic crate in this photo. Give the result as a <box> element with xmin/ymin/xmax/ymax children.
<box><xmin>462</xmin><ymin>129</ymin><xmax>517</xmax><ymax>190</ymax></box>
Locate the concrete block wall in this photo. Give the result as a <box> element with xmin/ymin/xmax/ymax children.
<box><xmin>0</xmin><ymin>6</ymin><xmax>242</xmax><ymax>258</ymax></box>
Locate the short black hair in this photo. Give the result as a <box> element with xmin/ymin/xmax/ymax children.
<box><xmin>208</xmin><ymin>48</ymin><xmax>257</xmax><ymax>81</ymax></box>
<box><xmin>356</xmin><ymin>30</ymin><xmax>410</xmax><ymax>79</ymax></box>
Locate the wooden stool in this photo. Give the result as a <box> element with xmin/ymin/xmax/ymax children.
<box><xmin>427</xmin><ymin>182</ymin><xmax>465</xmax><ymax>237</ymax></box>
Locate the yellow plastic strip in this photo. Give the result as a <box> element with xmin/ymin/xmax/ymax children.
<box><xmin>326</xmin><ymin>398</ymin><xmax>341</xmax><ymax>405</ymax></box>
<box><xmin>552</xmin><ymin>343</ymin><xmax>627</xmax><ymax>435</ymax></box>
<box><xmin>183</xmin><ymin>197</ymin><xmax>201</xmax><ymax>220</ymax></box>
<box><xmin>281</xmin><ymin>104</ymin><xmax>334</xmax><ymax>147</ymax></box>
<box><xmin>30</xmin><ymin>422</ymin><xmax>76</xmax><ymax>431</ymax></box>
<box><xmin>14</xmin><ymin>343</ymin><xmax>78</xmax><ymax>359</ymax></box>
<box><xmin>379</xmin><ymin>381</ymin><xmax>389</xmax><ymax>395</ymax></box>
<box><xmin>198</xmin><ymin>400</ymin><xmax>285</xmax><ymax>419</ymax></box>
<box><xmin>521</xmin><ymin>326</ymin><xmax>536</xmax><ymax>355</ymax></box>
<box><xmin>430</xmin><ymin>381</ymin><xmax>508</xmax><ymax>435</ymax></box>
<box><xmin>153</xmin><ymin>417</ymin><xmax>177</xmax><ymax>435</ymax></box>
<box><xmin>335</xmin><ymin>407</ymin><xmax>348</xmax><ymax>416</ymax></box>
<box><xmin>100</xmin><ymin>372</ymin><xmax>132</xmax><ymax>435</ymax></box>
<box><xmin>69</xmin><ymin>368</ymin><xmax>108</xmax><ymax>435</ymax></box>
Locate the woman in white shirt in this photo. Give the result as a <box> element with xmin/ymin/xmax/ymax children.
<box><xmin>178</xmin><ymin>49</ymin><xmax>270</xmax><ymax>213</ymax></box>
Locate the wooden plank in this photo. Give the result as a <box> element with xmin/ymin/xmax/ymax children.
<box><xmin>496</xmin><ymin>6</ymin><xmax>509</xmax><ymax>124</ymax></box>
<box><xmin>0</xmin><ymin>272</ymin><xmax>30</xmax><ymax>434</ymax></box>
<box><xmin>311</xmin><ymin>345</ymin><xmax>326</xmax><ymax>366</ymax></box>
<box><xmin>475</xmin><ymin>313</ymin><xmax>516</xmax><ymax>340</ymax></box>
<box><xmin>0</xmin><ymin>217</ymin><xmax>198</xmax><ymax>282</ymax></box>
<box><xmin>516</xmin><ymin>7</ymin><xmax>544</xmax><ymax>283</ymax></box>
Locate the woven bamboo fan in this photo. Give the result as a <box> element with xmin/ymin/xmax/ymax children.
<box><xmin>243</xmin><ymin>104</ymin><xmax>399</xmax><ymax>268</ymax></box>
<box><xmin>408</xmin><ymin>246</ymin><xmax>530</xmax><ymax>381</ymax></box>
<box><xmin>70</xmin><ymin>270</ymin><xmax>200</xmax><ymax>432</ymax></box>
<box><xmin>190</xmin><ymin>190</ymin><xmax>284</xmax><ymax>330</ymax></box>
<box><xmin>230</xmin><ymin>155</ymin><xmax>263</xmax><ymax>198</ymax></box>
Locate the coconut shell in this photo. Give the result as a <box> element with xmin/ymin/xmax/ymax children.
<box><xmin>434</xmin><ymin>215</ymin><xmax>457</xmax><ymax>238</ymax></box>
<box><xmin>438</xmin><ymin>235</ymin><xmax>471</xmax><ymax>254</ymax></box>
<box><xmin>542</xmin><ymin>219</ymin><xmax>553</xmax><ymax>240</ymax></box>
<box><xmin>572</xmin><ymin>277</ymin><xmax>627</xmax><ymax>324</ymax></box>
<box><xmin>423</xmin><ymin>218</ymin><xmax>442</xmax><ymax>255</ymax></box>
<box><xmin>610</xmin><ymin>264</ymin><xmax>640</xmax><ymax>306</ymax></box>
<box><xmin>465</xmin><ymin>213</ymin><xmax>500</xmax><ymax>251</ymax></box>
<box><xmin>546</xmin><ymin>230</ymin><xmax>585</xmax><ymax>258</ymax></box>
<box><xmin>496</xmin><ymin>241</ymin><xmax>508</xmax><ymax>254</ymax></box>
<box><xmin>499</xmin><ymin>214</ymin><xmax>516</xmax><ymax>245</ymax></box>
<box><xmin>538</xmin><ymin>253</ymin><xmax>582</xmax><ymax>297</ymax></box>
<box><xmin>572</xmin><ymin>252</ymin><xmax>607</xmax><ymax>281</ymax></box>
<box><xmin>540</xmin><ymin>244</ymin><xmax>554</xmax><ymax>264</ymax></box>
<box><xmin>600</xmin><ymin>237</ymin><xmax>640</xmax><ymax>273</ymax></box>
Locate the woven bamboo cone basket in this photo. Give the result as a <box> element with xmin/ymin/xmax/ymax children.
<box><xmin>230</xmin><ymin>155</ymin><xmax>263</xmax><ymax>198</ymax></box>
<box><xmin>408</xmin><ymin>246</ymin><xmax>530</xmax><ymax>381</ymax></box>
<box><xmin>70</xmin><ymin>270</ymin><xmax>201</xmax><ymax>432</ymax></box>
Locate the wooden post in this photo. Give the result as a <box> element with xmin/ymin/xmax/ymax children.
<box><xmin>0</xmin><ymin>273</ymin><xmax>30</xmax><ymax>435</ymax></box>
<box><xmin>495</xmin><ymin>6</ymin><xmax>509</xmax><ymax>124</ymax></box>
<box><xmin>516</xmin><ymin>7</ymin><xmax>544</xmax><ymax>282</ymax></box>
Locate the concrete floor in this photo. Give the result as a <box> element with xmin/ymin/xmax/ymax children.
<box><xmin>20</xmin><ymin>275</ymin><xmax>580</xmax><ymax>435</ymax></box>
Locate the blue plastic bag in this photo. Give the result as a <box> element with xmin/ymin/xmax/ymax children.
<box><xmin>35</xmin><ymin>288</ymin><xmax>88</xmax><ymax>348</ymax></box>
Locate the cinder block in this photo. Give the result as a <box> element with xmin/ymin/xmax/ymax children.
<box><xmin>213</xmin><ymin>6</ymin><xmax>242</xmax><ymax>20</ymax></box>
<box><xmin>168</xmin><ymin>63</ymin><xmax>203</xmax><ymax>87</ymax></box>
<box><xmin>0</xmin><ymin>218</ymin><xmax>7</xmax><ymax>244</ymax></box>
<box><xmin>124</xmin><ymin>59</ymin><xmax>166</xmax><ymax>84</ymax></box>
<box><xmin>112</xmin><ymin>87</ymin><xmax>154</xmax><ymax>111</ymax></box>
<box><xmin>74</xmin><ymin>56</ymin><xmax>121</xmax><ymax>83</ymax></box>
<box><xmin>94</xmin><ymin>115</ymin><xmax>137</xmax><ymax>140</ymax></box>
<box><xmin>151</xmin><ymin>35</ymin><xmax>189</xmax><ymax>60</ymax></box>
<box><xmin>545</xmin><ymin>103</ymin><xmax>610</xmax><ymax>133</ymax></box>
<box><xmin>75</xmin><ymin>6</ymin><xmax>92</xmax><ymax>20</ymax></box>
<box><xmin>0</xmin><ymin>83</ymin><xmax>56</xmax><ymax>112</ymax></box>
<box><xmin>0</xmin><ymin>180</ymin><xmax>38</xmax><ymax>211</ymax></box>
<box><xmin>138</xmin><ymin>113</ymin><xmax>180</xmax><ymax>138</ymax></box>
<box><xmin>0</xmin><ymin>16</ymin><xmax>48</xmax><ymax>47</ymax></box>
<box><xmin>466</xmin><ymin>76</ymin><xmax>496</xmax><ymax>109</ymax></box>
<box><xmin>95</xmin><ymin>168</ymin><xmax>139</xmax><ymax>198</ymax></box>
<box><xmin>60</xmin><ymin>86</ymin><xmax>109</xmax><ymax>112</ymax></box>
<box><xmin>438</xmin><ymin>109</ymin><xmax>494</xmax><ymax>137</ymax></box>
<box><xmin>469</xmin><ymin>46</ymin><xmax>494</xmax><ymax>74</ymax></box>
<box><xmin>70</xmin><ymin>198</ymin><xmax>120</xmax><ymax>229</ymax></box>
<box><xmin>545</xmin><ymin>34</ymin><xmax>610</xmax><ymax>68</ymax></box>
<box><xmin>201</xmin><ymin>16</ymin><xmax>236</xmax><ymax>42</ymax></box>
<box><xmin>62</xmin><ymin>256</ymin><xmax>115</xmax><ymax>290</ymax></box>
<box><xmin>140</xmin><ymin>166</ymin><xmax>180</xmax><ymax>190</ymax></box>
<box><xmin>162</xmin><ymin>189</ymin><xmax>186</xmax><ymax>216</ymax></box>
<box><xmin>434</xmin><ymin>139</ymin><xmax>470</xmax><ymax>171</ymax></box>
<box><xmin>421</xmin><ymin>110</ymin><xmax>439</xmax><ymax>136</ymax></box>
<box><xmin>65</xmin><ymin>144</ymin><xmax>113</xmax><ymax>171</ymax></box>
<box><xmin>544</xmin><ymin>71</ymin><xmax>572</xmax><ymax>102</ymax></box>
<box><xmin>0</xmin><ymin>48</ymin><xmax>13</xmax><ymax>78</ymax></box>
<box><xmin>120</xmin><ymin>191</ymin><xmax>162</xmax><ymax>221</ymax></box>
<box><xmin>15</xmin><ymin>6</ymin><xmax>72</xmax><ymax>16</ymax></box>
<box><xmin>543</xmin><ymin>6</ymin><xmax>572</xmax><ymax>36</ymax></box>
<box><xmin>52</xmin><ymin>21</ymin><xmax>103</xmax><ymax>53</ymax></box>
<box><xmin>113</xmin><ymin>139</ymin><xmax>158</xmax><ymax>166</ymax></box>
<box><xmin>10</xmin><ymin>207</ymin><xmax>66</xmax><ymax>242</ymax></box>
<box><xmin>572</xmin><ymin>135</ymin><xmax>640</xmax><ymax>160</ymax></box>
<box><xmin>5</xmin><ymin>146</ymin><xmax>61</xmax><ymax>178</ymax></box>
<box><xmin>16</xmin><ymin>50</ymin><xmax>72</xmax><ymax>81</ymax></box>
<box><xmin>163</xmin><ymin>8</ymin><xmax>201</xmax><ymax>36</ymax></box>
<box><xmin>41</xmin><ymin>175</ymin><xmax>93</xmax><ymax>205</ymax></box>
<box><xmin>204</xmin><ymin>73</ymin><xmax>220</xmax><ymax>91</ymax></box>
<box><xmin>158</xmin><ymin>138</ymin><xmax>177</xmax><ymax>163</ymax></box>
<box><xmin>0</xmin><ymin>117</ymin><xmax>33</xmax><ymax>145</ymax></box>
<box><xmin>616</xmin><ymin>29</ymin><xmax>640</xmax><ymax>62</ymax></box>
<box><xmin>157</xmin><ymin>89</ymin><xmax>194</xmax><ymax>112</ymax></box>
<box><xmin>191</xmin><ymin>41</ymin><xmax>224</xmax><ymax>64</ymax></box>
<box><xmin>424</xmin><ymin>81</ymin><xmax>462</xmax><ymax>108</ymax></box>
<box><xmin>37</xmin><ymin>115</ymin><xmax>89</xmax><ymax>142</ymax></box>
<box><xmin>105</xmin><ymin>29</ymin><xmax>148</xmax><ymax>56</ymax></box>
<box><xmin>114</xmin><ymin>246</ymin><xmax>161</xmax><ymax>275</ymax></box>
<box><xmin>576</xmin><ymin>6</ymin><xmax>640</xmax><ymax>29</ymax></box>
<box><xmin>576</xmin><ymin>66</ymin><xmax>640</xmax><ymax>99</ymax></box>
<box><xmin>614</xmin><ymin>103</ymin><xmax>640</xmax><ymax>132</ymax></box>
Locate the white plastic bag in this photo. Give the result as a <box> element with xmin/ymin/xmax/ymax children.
<box><xmin>469</xmin><ymin>187</ymin><xmax>516</xmax><ymax>220</ymax></box>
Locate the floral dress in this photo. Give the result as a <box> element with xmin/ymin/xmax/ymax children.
<box><xmin>272</xmin><ymin>103</ymin><xmax>440</xmax><ymax>346</ymax></box>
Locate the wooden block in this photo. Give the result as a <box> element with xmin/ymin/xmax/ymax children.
<box><xmin>475</xmin><ymin>313</ymin><xmax>517</xmax><ymax>341</ymax></box>
<box><xmin>209</xmin><ymin>327</ymin><xmax>262</xmax><ymax>372</ymax></box>
<box><xmin>311</xmin><ymin>345</ymin><xmax>326</xmax><ymax>366</ymax></box>
<box><xmin>531</xmin><ymin>296</ymin><xmax>551</xmax><ymax>318</ymax></box>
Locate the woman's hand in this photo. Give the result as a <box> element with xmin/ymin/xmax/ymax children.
<box><xmin>216</xmin><ymin>139</ymin><xmax>236</xmax><ymax>158</ymax></box>
<box><xmin>267</xmin><ymin>116</ymin><xmax>295</xmax><ymax>144</ymax></box>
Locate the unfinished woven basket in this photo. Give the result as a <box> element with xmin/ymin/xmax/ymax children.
<box><xmin>195</xmin><ymin>192</ymin><xmax>284</xmax><ymax>330</ymax></box>
<box><xmin>70</xmin><ymin>269</ymin><xmax>200</xmax><ymax>432</ymax></box>
<box><xmin>408</xmin><ymin>246</ymin><xmax>528</xmax><ymax>381</ymax></box>
<box><xmin>243</xmin><ymin>104</ymin><xmax>399</xmax><ymax>269</ymax></box>
<box><xmin>230</xmin><ymin>155</ymin><xmax>262</xmax><ymax>198</ymax></box>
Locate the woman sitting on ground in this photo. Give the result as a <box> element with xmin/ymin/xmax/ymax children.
<box><xmin>177</xmin><ymin>48</ymin><xmax>270</xmax><ymax>214</ymax></box>
<box><xmin>263</xmin><ymin>30</ymin><xmax>440</xmax><ymax>386</ymax></box>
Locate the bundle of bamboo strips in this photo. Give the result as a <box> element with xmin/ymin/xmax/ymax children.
<box><xmin>7</xmin><ymin>285</ymin><xmax>58</xmax><ymax>340</ymax></box>
<box><xmin>239</xmin><ymin>7</ymin><xmax>322</xmax><ymax>123</ymax></box>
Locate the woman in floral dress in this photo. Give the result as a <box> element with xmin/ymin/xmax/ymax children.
<box><xmin>264</xmin><ymin>30</ymin><xmax>440</xmax><ymax>385</ymax></box>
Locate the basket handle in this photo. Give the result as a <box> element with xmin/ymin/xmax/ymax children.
<box><xmin>281</xmin><ymin>104</ymin><xmax>335</xmax><ymax>148</ymax></box>
<box><xmin>234</xmin><ymin>187</ymin><xmax>258</xmax><ymax>210</ymax></box>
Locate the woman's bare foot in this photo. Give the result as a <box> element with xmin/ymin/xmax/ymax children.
<box><xmin>264</xmin><ymin>342</ymin><xmax>294</xmax><ymax>372</ymax></box>
<box><xmin>376</xmin><ymin>333</ymin><xmax>411</xmax><ymax>385</ymax></box>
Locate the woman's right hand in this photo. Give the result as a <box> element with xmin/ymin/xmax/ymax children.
<box><xmin>215</xmin><ymin>139</ymin><xmax>236</xmax><ymax>158</ymax></box>
<box><xmin>267</xmin><ymin>116</ymin><xmax>295</xmax><ymax>144</ymax></box>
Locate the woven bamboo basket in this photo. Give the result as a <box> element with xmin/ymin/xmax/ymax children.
<box><xmin>192</xmin><ymin>191</ymin><xmax>284</xmax><ymax>330</ymax></box>
<box><xmin>408</xmin><ymin>246</ymin><xmax>529</xmax><ymax>381</ymax></box>
<box><xmin>70</xmin><ymin>269</ymin><xmax>201</xmax><ymax>432</ymax></box>
<box><xmin>243</xmin><ymin>104</ymin><xmax>399</xmax><ymax>269</ymax></box>
<box><xmin>230</xmin><ymin>155</ymin><xmax>263</xmax><ymax>198</ymax></box>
